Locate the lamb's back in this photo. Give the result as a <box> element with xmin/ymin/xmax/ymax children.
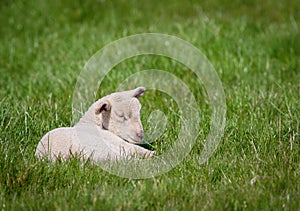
<box><xmin>35</xmin><ymin>127</ymin><xmax>80</xmax><ymax>161</ymax></box>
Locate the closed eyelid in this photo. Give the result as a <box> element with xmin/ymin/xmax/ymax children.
<box><xmin>114</xmin><ymin>111</ymin><xmax>130</xmax><ymax>122</ymax></box>
<box><xmin>114</xmin><ymin>110</ymin><xmax>124</xmax><ymax>117</ymax></box>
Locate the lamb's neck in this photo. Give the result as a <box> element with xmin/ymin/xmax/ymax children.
<box><xmin>76</xmin><ymin>105</ymin><xmax>97</xmax><ymax>126</ymax></box>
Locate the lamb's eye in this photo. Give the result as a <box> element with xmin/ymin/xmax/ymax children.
<box><xmin>115</xmin><ymin>111</ymin><xmax>124</xmax><ymax>117</ymax></box>
<box><xmin>115</xmin><ymin>111</ymin><xmax>128</xmax><ymax>121</ymax></box>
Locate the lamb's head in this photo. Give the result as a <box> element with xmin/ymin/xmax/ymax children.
<box><xmin>94</xmin><ymin>87</ymin><xmax>145</xmax><ymax>144</ymax></box>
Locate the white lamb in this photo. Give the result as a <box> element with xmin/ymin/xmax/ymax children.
<box><xmin>35</xmin><ymin>87</ymin><xmax>154</xmax><ymax>162</ymax></box>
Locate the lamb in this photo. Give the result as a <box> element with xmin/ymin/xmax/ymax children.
<box><xmin>35</xmin><ymin>87</ymin><xmax>155</xmax><ymax>162</ymax></box>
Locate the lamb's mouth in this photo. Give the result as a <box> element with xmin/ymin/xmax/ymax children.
<box><xmin>125</xmin><ymin>136</ymin><xmax>142</xmax><ymax>144</ymax></box>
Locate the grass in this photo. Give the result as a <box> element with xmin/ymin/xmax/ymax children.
<box><xmin>0</xmin><ymin>0</ymin><xmax>299</xmax><ymax>210</ymax></box>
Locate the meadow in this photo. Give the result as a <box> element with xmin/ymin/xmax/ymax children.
<box><xmin>0</xmin><ymin>0</ymin><xmax>299</xmax><ymax>210</ymax></box>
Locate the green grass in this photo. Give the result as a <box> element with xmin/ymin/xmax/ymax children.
<box><xmin>1</xmin><ymin>0</ymin><xmax>299</xmax><ymax>210</ymax></box>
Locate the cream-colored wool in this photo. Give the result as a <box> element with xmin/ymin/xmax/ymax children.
<box><xmin>35</xmin><ymin>87</ymin><xmax>154</xmax><ymax>162</ymax></box>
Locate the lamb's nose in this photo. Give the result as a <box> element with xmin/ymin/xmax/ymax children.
<box><xmin>137</xmin><ymin>130</ymin><xmax>144</xmax><ymax>139</ymax></box>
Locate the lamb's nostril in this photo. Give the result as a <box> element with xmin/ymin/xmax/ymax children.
<box><xmin>137</xmin><ymin>130</ymin><xmax>144</xmax><ymax>139</ymax></box>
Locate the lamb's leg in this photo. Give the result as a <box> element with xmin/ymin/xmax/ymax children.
<box><xmin>118</xmin><ymin>141</ymin><xmax>155</xmax><ymax>158</ymax></box>
<box><xmin>133</xmin><ymin>145</ymin><xmax>155</xmax><ymax>158</ymax></box>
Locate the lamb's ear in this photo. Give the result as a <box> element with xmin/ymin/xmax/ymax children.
<box><xmin>94</xmin><ymin>100</ymin><xmax>111</xmax><ymax>115</ymax></box>
<box><xmin>132</xmin><ymin>87</ymin><xmax>146</xmax><ymax>98</ymax></box>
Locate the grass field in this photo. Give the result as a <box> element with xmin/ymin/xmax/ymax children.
<box><xmin>0</xmin><ymin>0</ymin><xmax>299</xmax><ymax>210</ymax></box>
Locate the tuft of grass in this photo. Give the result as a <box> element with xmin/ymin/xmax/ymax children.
<box><xmin>0</xmin><ymin>0</ymin><xmax>299</xmax><ymax>210</ymax></box>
